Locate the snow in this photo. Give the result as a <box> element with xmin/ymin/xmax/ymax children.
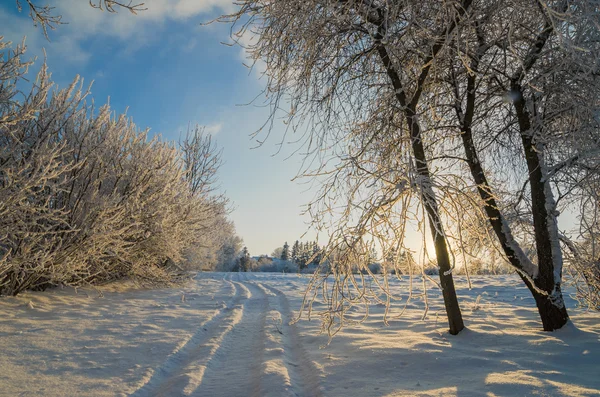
<box><xmin>1</xmin><ymin>273</ymin><xmax>599</xmax><ymax>397</ymax></box>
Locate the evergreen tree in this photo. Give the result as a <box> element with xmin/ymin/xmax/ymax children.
<box><xmin>384</xmin><ymin>247</ymin><xmax>398</xmax><ymax>272</ymax></box>
<box><xmin>281</xmin><ymin>242</ymin><xmax>290</xmax><ymax>261</ymax></box>
<box><xmin>291</xmin><ymin>240</ymin><xmax>300</xmax><ymax>263</ymax></box>
<box><xmin>298</xmin><ymin>242</ymin><xmax>311</xmax><ymax>270</ymax></box>
<box><xmin>311</xmin><ymin>241</ymin><xmax>320</xmax><ymax>265</ymax></box>
<box><xmin>239</xmin><ymin>246</ymin><xmax>250</xmax><ymax>272</ymax></box>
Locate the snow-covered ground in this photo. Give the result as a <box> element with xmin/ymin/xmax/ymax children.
<box><xmin>1</xmin><ymin>272</ymin><xmax>599</xmax><ymax>397</ymax></box>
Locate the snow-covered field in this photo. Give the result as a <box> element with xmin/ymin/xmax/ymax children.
<box><xmin>1</xmin><ymin>272</ymin><xmax>599</xmax><ymax>397</ymax></box>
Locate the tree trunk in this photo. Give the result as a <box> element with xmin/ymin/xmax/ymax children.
<box><xmin>408</xmin><ymin>111</ymin><xmax>465</xmax><ymax>335</ymax></box>
<box><xmin>518</xmin><ymin>273</ymin><xmax>569</xmax><ymax>331</ymax></box>
<box><xmin>533</xmin><ymin>290</ymin><xmax>570</xmax><ymax>331</ymax></box>
<box><xmin>452</xmin><ymin>33</ymin><xmax>568</xmax><ymax>330</ymax></box>
<box><xmin>512</xmin><ymin>83</ymin><xmax>569</xmax><ymax>330</ymax></box>
<box><xmin>374</xmin><ymin>38</ymin><xmax>464</xmax><ymax>335</ymax></box>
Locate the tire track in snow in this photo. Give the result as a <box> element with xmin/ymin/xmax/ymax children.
<box><xmin>190</xmin><ymin>274</ymin><xmax>269</xmax><ymax>396</ymax></box>
<box><xmin>129</xmin><ymin>274</ymin><xmax>248</xmax><ymax>397</ymax></box>
<box><xmin>253</xmin><ymin>281</ymin><xmax>323</xmax><ymax>397</ymax></box>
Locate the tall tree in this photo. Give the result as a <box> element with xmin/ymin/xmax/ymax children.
<box><xmin>221</xmin><ymin>0</ymin><xmax>600</xmax><ymax>332</ymax></box>
<box><xmin>281</xmin><ymin>241</ymin><xmax>290</xmax><ymax>261</ymax></box>
<box><xmin>422</xmin><ymin>0</ymin><xmax>599</xmax><ymax>329</ymax></box>
<box><xmin>239</xmin><ymin>246</ymin><xmax>251</xmax><ymax>272</ymax></box>
<box><xmin>220</xmin><ymin>0</ymin><xmax>466</xmax><ymax>335</ymax></box>
<box><xmin>291</xmin><ymin>240</ymin><xmax>300</xmax><ymax>264</ymax></box>
<box><xmin>311</xmin><ymin>241</ymin><xmax>321</xmax><ymax>266</ymax></box>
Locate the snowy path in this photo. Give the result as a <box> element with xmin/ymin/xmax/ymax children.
<box><xmin>1</xmin><ymin>273</ymin><xmax>599</xmax><ymax>397</ymax></box>
<box><xmin>251</xmin><ymin>279</ymin><xmax>323</xmax><ymax>397</ymax></box>
<box><xmin>130</xmin><ymin>273</ymin><xmax>322</xmax><ymax>397</ymax></box>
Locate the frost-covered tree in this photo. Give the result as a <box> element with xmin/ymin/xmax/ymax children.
<box><xmin>421</xmin><ymin>0</ymin><xmax>600</xmax><ymax>329</ymax></box>
<box><xmin>562</xmin><ymin>176</ymin><xmax>600</xmax><ymax>310</ymax></box>
<box><xmin>218</xmin><ymin>0</ymin><xmax>467</xmax><ymax>335</ymax></box>
<box><xmin>220</xmin><ymin>0</ymin><xmax>600</xmax><ymax>332</ymax></box>
<box><xmin>271</xmin><ymin>246</ymin><xmax>283</xmax><ymax>259</ymax></box>
<box><xmin>0</xmin><ymin>38</ymin><xmax>62</xmax><ymax>294</ymax></box>
<box><xmin>215</xmin><ymin>234</ymin><xmax>243</xmax><ymax>272</ymax></box>
<box><xmin>298</xmin><ymin>242</ymin><xmax>311</xmax><ymax>270</ymax></box>
<box><xmin>291</xmin><ymin>240</ymin><xmax>300</xmax><ymax>264</ymax></box>
<box><xmin>183</xmin><ymin>212</ymin><xmax>236</xmax><ymax>271</ymax></box>
<box><xmin>181</xmin><ymin>125</ymin><xmax>223</xmax><ymax>197</ymax></box>
<box><xmin>0</xmin><ymin>38</ymin><xmax>231</xmax><ymax>295</ymax></box>
<box><xmin>310</xmin><ymin>241</ymin><xmax>321</xmax><ymax>266</ymax></box>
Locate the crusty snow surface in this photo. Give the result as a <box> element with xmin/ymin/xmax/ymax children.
<box><xmin>1</xmin><ymin>272</ymin><xmax>599</xmax><ymax>397</ymax></box>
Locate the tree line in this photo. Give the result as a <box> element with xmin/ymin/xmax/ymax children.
<box><xmin>212</xmin><ymin>240</ymin><xmax>323</xmax><ymax>273</ymax></box>
<box><xmin>278</xmin><ymin>240</ymin><xmax>322</xmax><ymax>270</ymax></box>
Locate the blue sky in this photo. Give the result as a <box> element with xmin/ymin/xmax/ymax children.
<box><xmin>1</xmin><ymin>0</ymin><xmax>318</xmax><ymax>255</ymax></box>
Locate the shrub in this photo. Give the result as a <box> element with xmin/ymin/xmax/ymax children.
<box><xmin>0</xmin><ymin>40</ymin><xmax>228</xmax><ymax>295</ymax></box>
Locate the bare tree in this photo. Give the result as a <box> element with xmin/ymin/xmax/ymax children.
<box><xmin>220</xmin><ymin>0</ymin><xmax>599</xmax><ymax>333</ymax></box>
<box><xmin>181</xmin><ymin>125</ymin><xmax>223</xmax><ymax>197</ymax></box>
<box><xmin>419</xmin><ymin>0</ymin><xmax>600</xmax><ymax>329</ymax></box>
<box><xmin>219</xmin><ymin>0</ymin><xmax>469</xmax><ymax>335</ymax></box>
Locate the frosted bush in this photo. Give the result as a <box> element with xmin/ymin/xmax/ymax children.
<box><xmin>0</xmin><ymin>39</ymin><xmax>228</xmax><ymax>295</ymax></box>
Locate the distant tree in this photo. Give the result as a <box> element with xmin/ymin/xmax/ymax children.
<box><xmin>291</xmin><ymin>240</ymin><xmax>300</xmax><ymax>264</ymax></box>
<box><xmin>311</xmin><ymin>241</ymin><xmax>321</xmax><ymax>265</ymax></box>
<box><xmin>271</xmin><ymin>246</ymin><xmax>283</xmax><ymax>259</ymax></box>
<box><xmin>383</xmin><ymin>247</ymin><xmax>398</xmax><ymax>273</ymax></box>
<box><xmin>298</xmin><ymin>242</ymin><xmax>311</xmax><ymax>270</ymax></box>
<box><xmin>247</xmin><ymin>257</ymin><xmax>259</xmax><ymax>272</ymax></box>
<box><xmin>281</xmin><ymin>242</ymin><xmax>290</xmax><ymax>261</ymax></box>
<box><xmin>239</xmin><ymin>246</ymin><xmax>251</xmax><ymax>272</ymax></box>
<box><xmin>368</xmin><ymin>248</ymin><xmax>378</xmax><ymax>265</ymax></box>
<box><xmin>216</xmin><ymin>235</ymin><xmax>243</xmax><ymax>272</ymax></box>
<box><xmin>257</xmin><ymin>255</ymin><xmax>273</xmax><ymax>269</ymax></box>
<box><xmin>398</xmin><ymin>251</ymin><xmax>419</xmax><ymax>276</ymax></box>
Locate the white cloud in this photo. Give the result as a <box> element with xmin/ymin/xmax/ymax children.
<box><xmin>204</xmin><ymin>122</ymin><xmax>223</xmax><ymax>135</ymax></box>
<box><xmin>1</xmin><ymin>0</ymin><xmax>234</xmax><ymax>67</ymax></box>
<box><xmin>170</xmin><ymin>0</ymin><xmax>235</xmax><ymax>19</ymax></box>
<box><xmin>57</xmin><ymin>0</ymin><xmax>235</xmax><ymax>36</ymax></box>
<box><xmin>52</xmin><ymin>34</ymin><xmax>92</xmax><ymax>63</ymax></box>
<box><xmin>172</xmin><ymin>122</ymin><xmax>223</xmax><ymax>139</ymax></box>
